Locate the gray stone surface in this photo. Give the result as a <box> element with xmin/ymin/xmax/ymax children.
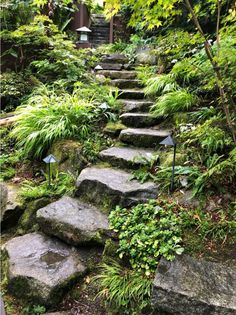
<box><xmin>136</xmin><ymin>47</ymin><xmax>157</xmax><ymax>65</ymax></box>
<box><xmin>98</xmin><ymin>70</ymin><xmax>136</xmax><ymax>80</ymax></box>
<box><xmin>99</xmin><ymin>63</ymin><xmax>123</xmax><ymax>70</ymax></box>
<box><xmin>1</xmin><ymin>183</ymin><xmax>24</xmax><ymax>228</ymax></box>
<box><xmin>101</xmin><ymin>53</ymin><xmax>128</xmax><ymax>64</ymax></box>
<box><xmin>44</xmin><ymin>313</ymin><xmax>69</xmax><ymax>315</ymax></box>
<box><xmin>0</xmin><ymin>183</ymin><xmax>8</xmax><ymax>221</ymax></box>
<box><xmin>120</xmin><ymin>112</ymin><xmax>161</xmax><ymax>127</ymax></box>
<box><xmin>120</xmin><ymin>128</ymin><xmax>170</xmax><ymax>147</ymax></box>
<box><xmin>152</xmin><ymin>255</ymin><xmax>236</xmax><ymax>315</ymax></box>
<box><xmin>120</xmin><ymin>99</ymin><xmax>153</xmax><ymax>113</ymax></box>
<box><xmin>110</xmin><ymin>79</ymin><xmax>141</xmax><ymax>89</ymax></box>
<box><xmin>37</xmin><ymin>196</ymin><xmax>109</xmax><ymax>246</ymax></box>
<box><xmin>118</xmin><ymin>89</ymin><xmax>145</xmax><ymax>99</ymax></box>
<box><xmin>99</xmin><ymin>146</ymin><xmax>158</xmax><ymax>169</ymax></box>
<box><xmin>76</xmin><ymin>167</ymin><xmax>158</xmax><ymax>208</ymax></box>
<box><xmin>3</xmin><ymin>233</ymin><xmax>98</xmax><ymax>306</ymax></box>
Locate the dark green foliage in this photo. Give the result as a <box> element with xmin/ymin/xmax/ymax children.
<box><xmin>19</xmin><ymin>172</ymin><xmax>74</xmax><ymax>201</ymax></box>
<box><xmin>109</xmin><ymin>200</ymin><xmax>184</xmax><ymax>276</ymax></box>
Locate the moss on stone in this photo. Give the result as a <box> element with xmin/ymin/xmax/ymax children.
<box><xmin>160</xmin><ymin>151</ymin><xmax>188</xmax><ymax>167</ymax></box>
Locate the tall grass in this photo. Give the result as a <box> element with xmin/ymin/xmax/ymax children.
<box><xmin>144</xmin><ymin>74</ymin><xmax>179</xmax><ymax>96</ymax></box>
<box><xmin>11</xmin><ymin>90</ymin><xmax>97</xmax><ymax>159</ymax></box>
<box><xmin>150</xmin><ymin>89</ymin><xmax>198</xmax><ymax>117</ymax></box>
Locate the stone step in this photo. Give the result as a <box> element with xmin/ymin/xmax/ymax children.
<box><xmin>120</xmin><ymin>112</ymin><xmax>161</xmax><ymax>127</ymax></box>
<box><xmin>110</xmin><ymin>79</ymin><xmax>141</xmax><ymax>89</ymax></box>
<box><xmin>120</xmin><ymin>99</ymin><xmax>154</xmax><ymax>112</ymax></box>
<box><xmin>76</xmin><ymin>167</ymin><xmax>158</xmax><ymax>208</ymax></box>
<box><xmin>152</xmin><ymin>255</ymin><xmax>236</xmax><ymax>315</ymax></box>
<box><xmin>99</xmin><ymin>146</ymin><xmax>159</xmax><ymax>169</ymax></box>
<box><xmin>120</xmin><ymin>128</ymin><xmax>171</xmax><ymax>147</ymax></box>
<box><xmin>117</xmin><ymin>89</ymin><xmax>145</xmax><ymax>99</ymax></box>
<box><xmin>100</xmin><ymin>63</ymin><xmax>123</xmax><ymax>70</ymax></box>
<box><xmin>98</xmin><ymin>70</ymin><xmax>136</xmax><ymax>80</ymax></box>
<box><xmin>101</xmin><ymin>54</ymin><xmax>129</xmax><ymax>64</ymax></box>
<box><xmin>3</xmin><ymin>232</ymin><xmax>101</xmax><ymax>306</ymax></box>
<box><xmin>37</xmin><ymin>196</ymin><xmax>109</xmax><ymax>246</ymax></box>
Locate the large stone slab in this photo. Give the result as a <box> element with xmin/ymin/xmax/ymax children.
<box><xmin>3</xmin><ymin>233</ymin><xmax>99</xmax><ymax>306</ymax></box>
<box><xmin>99</xmin><ymin>146</ymin><xmax>159</xmax><ymax>169</ymax></box>
<box><xmin>118</xmin><ymin>89</ymin><xmax>145</xmax><ymax>99</ymax></box>
<box><xmin>120</xmin><ymin>112</ymin><xmax>161</xmax><ymax>128</ymax></box>
<box><xmin>152</xmin><ymin>255</ymin><xmax>236</xmax><ymax>315</ymax></box>
<box><xmin>76</xmin><ymin>167</ymin><xmax>158</xmax><ymax>208</ymax></box>
<box><xmin>99</xmin><ymin>63</ymin><xmax>123</xmax><ymax>71</ymax></box>
<box><xmin>101</xmin><ymin>53</ymin><xmax>128</xmax><ymax>64</ymax></box>
<box><xmin>120</xmin><ymin>99</ymin><xmax>153</xmax><ymax>113</ymax></box>
<box><xmin>37</xmin><ymin>196</ymin><xmax>109</xmax><ymax>246</ymax></box>
<box><xmin>110</xmin><ymin>79</ymin><xmax>141</xmax><ymax>89</ymax></box>
<box><xmin>98</xmin><ymin>70</ymin><xmax>136</xmax><ymax>80</ymax></box>
<box><xmin>120</xmin><ymin>128</ymin><xmax>170</xmax><ymax>147</ymax></box>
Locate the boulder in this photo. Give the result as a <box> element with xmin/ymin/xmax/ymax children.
<box><xmin>0</xmin><ymin>183</ymin><xmax>8</xmax><ymax>220</ymax></box>
<box><xmin>49</xmin><ymin>139</ymin><xmax>85</xmax><ymax>176</ymax></box>
<box><xmin>1</xmin><ymin>183</ymin><xmax>24</xmax><ymax>229</ymax></box>
<box><xmin>152</xmin><ymin>255</ymin><xmax>236</xmax><ymax>315</ymax></box>
<box><xmin>76</xmin><ymin>167</ymin><xmax>158</xmax><ymax>209</ymax></box>
<box><xmin>136</xmin><ymin>47</ymin><xmax>157</xmax><ymax>65</ymax></box>
<box><xmin>99</xmin><ymin>146</ymin><xmax>159</xmax><ymax>169</ymax></box>
<box><xmin>120</xmin><ymin>112</ymin><xmax>161</xmax><ymax>128</ymax></box>
<box><xmin>3</xmin><ymin>233</ymin><xmax>100</xmax><ymax>306</ymax></box>
<box><xmin>160</xmin><ymin>151</ymin><xmax>188</xmax><ymax>167</ymax></box>
<box><xmin>119</xmin><ymin>128</ymin><xmax>170</xmax><ymax>147</ymax></box>
<box><xmin>37</xmin><ymin>196</ymin><xmax>109</xmax><ymax>246</ymax></box>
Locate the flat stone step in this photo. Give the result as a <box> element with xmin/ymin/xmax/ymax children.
<box><xmin>118</xmin><ymin>89</ymin><xmax>145</xmax><ymax>99</ymax></box>
<box><xmin>120</xmin><ymin>99</ymin><xmax>154</xmax><ymax>112</ymax></box>
<box><xmin>152</xmin><ymin>255</ymin><xmax>236</xmax><ymax>315</ymax></box>
<box><xmin>3</xmin><ymin>232</ymin><xmax>100</xmax><ymax>306</ymax></box>
<box><xmin>99</xmin><ymin>146</ymin><xmax>159</xmax><ymax>169</ymax></box>
<box><xmin>76</xmin><ymin>167</ymin><xmax>158</xmax><ymax>208</ymax></box>
<box><xmin>98</xmin><ymin>70</ymin><xmax>136</xmax><ymax>80</ymax></box>
<box><xmin>100</xmin><ymin>63</ymin><xmax>123</xmax><ymax>70</ymax></box>
<box><xmin>101</xmin><ymin>54</ymin><xmax>128</xmax><ymax>64</ymax></box>
<box><xmin>37</xmin><ymin>196</ymin><xmax>109</xmax><ymax>246</ymax></box>
<box><xmin>110</xmin><ymin>79</ymin><xmax>141</xmax><ymax>89</ymax></box>
<box><xmin>120</xmin><ymin>112</ymin><xmax>161</xmax><ymax>127</ymax></box>
<box><xmin>120</xmin><ymin>128</ymin><xmax>170</xmax><ymax>147</ymax></box>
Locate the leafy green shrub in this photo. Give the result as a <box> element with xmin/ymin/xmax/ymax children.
<box><xmin>0</xmin><ymin>151</ymin><xmax>21</xmax><ymax>180</ymax></box>
<box><xmin>144</xmin><ymin>74</ymin><xmax>179</xmax><ymax>96</ymax></box>
<box><xmin>20</xmin><ymin>172</ymin><xmax>74</xmax><ymax>201</ymax></box>
<box><xmin>94</xmin><ymin>260</ymin><xmax>152</xmax><ymax>315</ymax></box>
<box><xmin>136</xmin><ymin>65</ymin><xmax>158</xmax><ymax>85</ymax></box>
<box><xmin>109</xmin><ymin>199</ymin><xmax>184</xmax><ymax>276</ymax></box>
<box><xmin>150</xmin><ymin>90</ymin><xmax>198</xmax><ymax>117</ymax></box>
<box><xmin>181</xmin><ymin>118</ymin><xmax>233</xmax><ymax>155</ymax></box>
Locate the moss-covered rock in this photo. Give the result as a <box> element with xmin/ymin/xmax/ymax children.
<box><xmin>49</xmin><ymin>140</ymin><xmax>85</xmax><ymax>176</ymax></box>
<box><xmin>103</xmin><ymin>121</ymin><xmax>126</xmax><ymax>137</ymax></box>
<box><xmin>160</xmin><ymin>151</ymin><xmax>188</xmax><ymax>167</ymax></box>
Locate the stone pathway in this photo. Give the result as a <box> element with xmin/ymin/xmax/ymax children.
<box><xmin>3</xmin><ymin>54</ymin><xmax>235</xmax><ymax>315</ymax></box>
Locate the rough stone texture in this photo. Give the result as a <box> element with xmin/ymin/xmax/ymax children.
<box><xmin>118</xmin><ymin>89</ymin><xmax>145</xmax><ymax>100</ymax></box>
<box><xmin>152</xmin><ymin>255</ymin><xmax>236</xmax><ymax>315</ymax></box>
<box><xmin>99</xmin><ymin>63</ymin><xmax>123</xmax><ymax>71</ymax></box>
<box><xmin>101</xmin><ymin>53</ymin><xmax>129</xmax><ymax>64</ymax></box>
<box><xmin>175</xmin><ymin>190</ymin><xmax>201</xmax><ymax>209</ymax></box>
<box><xmin>1</xmin><ymin>183</ymin><xmax>24</xmax><ymax>229</ymax></box>
<box><xmin>135</xmin><ymin>47</ymin><xmax>157</xmax><ymax>65</ymax></box>
<box><xmin>99</xmin><ymin>146</ymin><xmax>159</xmax><ymax>169</ymax></box>
<box><xmin>0</xmin><ymin>183</ymin><xmax>8</xmax><ymax>221</ymax></box>
<box><xmin>120</xmin><ymin>112</ymin><xmax>161</xmax><ymax>128</ymax></box>
<box><xmin>103</xmin><ymin>121</ymin><xmax>126</xmax><ymax>137</ymax></box>
<box><xmin>49</xmin><ymin>139</ymin><xmax>85</xmax><ymax>176</ymax></box>
<box><xmin>37</xmin><ymin>196</ymin><xmax>109</xmax><ymax>246</ymax></box>
<box><xmin>44</xmin><ymin>313</ymin><xmax>69</xmax><ymax>315</ymax></box>
<box><xmin>3</xmin><ymin>233</ymin><xmax>99</xmax><ymax>306</ymax></box>
<box><xmin>76</xmin><ymin>167</ymin><xmax>158</xmax><ymax>208</ymax></box>
<box><xmin>160</xmin><ymin>151</ymin><xmax>188</xmax><ymax>167</ymax></box>
<box><xmin>98</xmin><ymin>70</ymin><xmax>136</xmax><ymax>80</ymax></box>
<box><xmin>110</xmin><ymin>79</ymin><xmax>141</xmax><ymax>89</ymax></box>
<box><xmin>120</xmin><ymin>128</ymin><xmax>170</xmax><ymax>147</ymax></box>
<box><xmin>120</xmin><ymin>99</ymin><xmax>153</xmax><ymax>113</ymax></box>
<box><xmin>0</xmin><ymin>114</ymin><xmax>19</xmax><ymax>127</ymax></box>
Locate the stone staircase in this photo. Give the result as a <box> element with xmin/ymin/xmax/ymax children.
<box><xmin>3</xmin><ymin>54</ymin><xmax>234</xmax><ymax>315</ymax></box>
<box><xmin>90</xmin><ymin>14</ymin><xmax>110</xmax><ymax>47</ymax></box>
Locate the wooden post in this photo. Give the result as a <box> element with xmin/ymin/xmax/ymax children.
<box><xmin>109</xmin><ymin>16</ymin><xmax>114</xmax><ymax>43</ymax></box>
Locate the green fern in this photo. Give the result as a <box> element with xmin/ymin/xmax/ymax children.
<box><xmin>150</xmin><ymin>89</ymin><xmax>198</xmax><ymax>117</ymax></box>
